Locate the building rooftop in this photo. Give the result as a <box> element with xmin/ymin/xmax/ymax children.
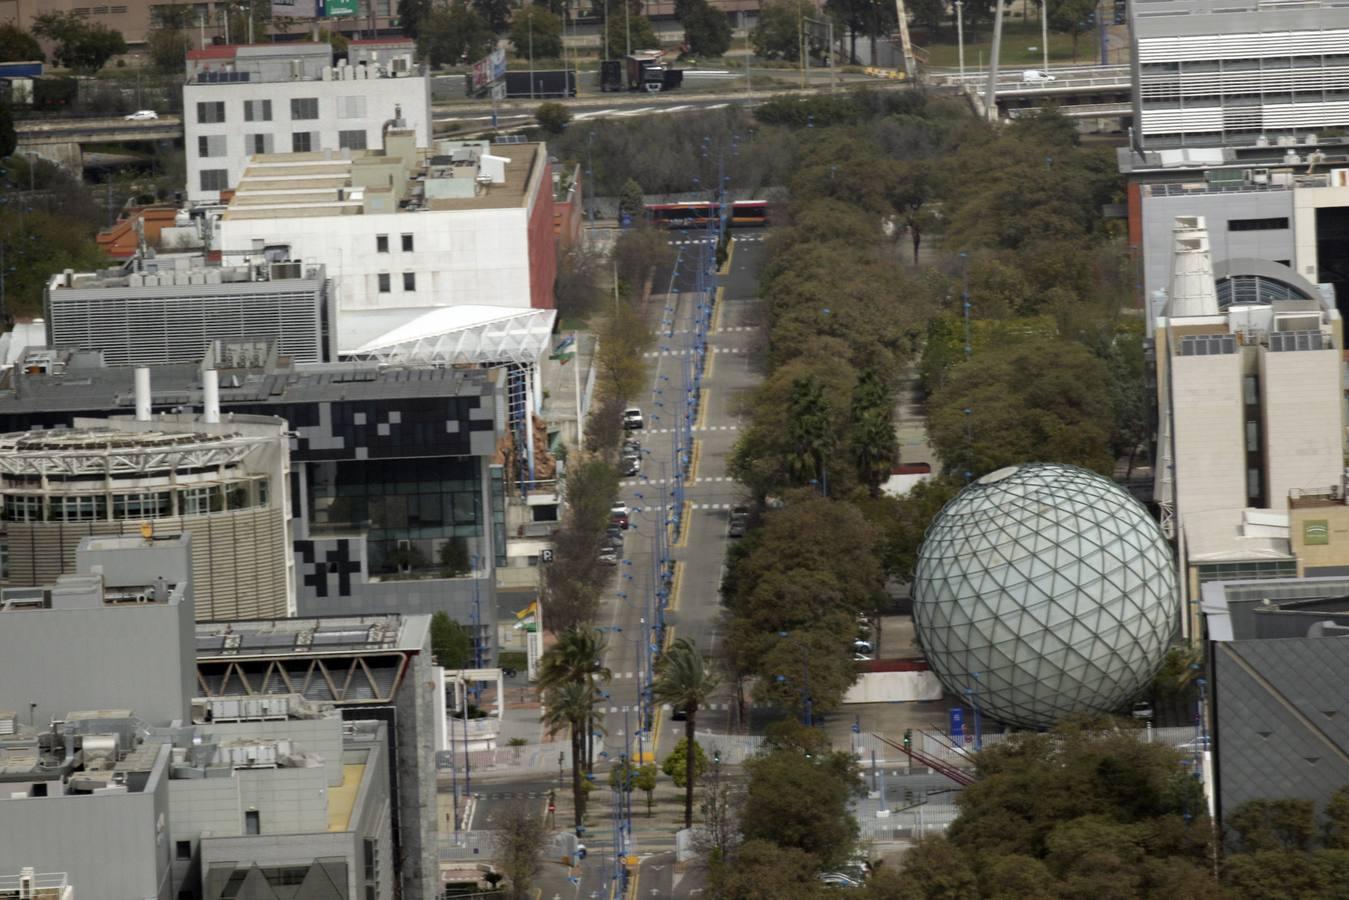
<box><xmin>195</xmin><ymin>614</ymin><xmax>431</xmax><ymax>657</ymax></box>
<box><xmin>48</xmin><ymin>256</ymin><xmax>324</xmax><ymax>294</ymax></box>
<box><xmin>1120</xmin><ymin>139</ymin><xmax>1349</xmax><ymax>175</ymax></box>
<box><xmin>224</xmin><ymin>137</ymin><xmax>540</xmax><ymax>221</ymax></box>
<box><xmin>0</xmin><ymin>349</ymin><xmax>495</xmax><ymax>418</ymax></box>
<box><xmin>1184</xmin><ymin>507</ymin><xmax>1296</xmax><ymax>564</ymax></box>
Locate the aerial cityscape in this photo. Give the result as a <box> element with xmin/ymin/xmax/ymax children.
<box><xmin>0</xmin><ymin>0</ymin><xmax>1346</xmax><ymax>897</ymax></box>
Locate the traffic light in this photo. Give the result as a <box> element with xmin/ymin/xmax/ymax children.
<box><xmin>903</xmin><ymin>729</ymin><xmax>912</xmax><ymax>749</ymax></box>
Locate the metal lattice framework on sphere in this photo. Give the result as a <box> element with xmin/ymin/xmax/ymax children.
<box><xmin>912</xmin><ymin>463</ymin><xmax>1178</xmax><ymax>729</ymax></box>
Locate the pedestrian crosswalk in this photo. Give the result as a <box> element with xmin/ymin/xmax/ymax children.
<box><xmin>641</xmin><ymin>347</ymin><xmax>745</xmax><ymax>358</ymax></box>
<box><xmin>717</xmin><ymin>326</ymin><xmax>756</xmax><ymax>333</ymax></box>
<box><xmin>598</xmin><ymin>701</ymin><xmax>773</xmax><ymax>713</ymax></box>
<box><xmin>691</xmin><ymin>503</ymin><xmax>737</xmax><ymax>510</ymax></box>
<box><xmin>640</xmin><ymin>425</ymin><xmax>739</xmax><ymax>434</ymax></box>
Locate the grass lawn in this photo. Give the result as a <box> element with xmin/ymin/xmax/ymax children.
<box><xmin>920</xmin><ymin>20</ymin><xmax>1098</xmax><ymax>68</ymax></box>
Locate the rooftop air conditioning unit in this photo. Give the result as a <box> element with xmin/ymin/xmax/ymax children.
<box><xmin>289</xmin><ymin>59</ymin><xmax>301</xmax><ymax>79</ymax></box>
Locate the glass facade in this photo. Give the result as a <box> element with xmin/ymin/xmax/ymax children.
<box><xmin>912</xmin><ymin>463</ymin><xmax>1179</xmax><ymax>729</ymax></box>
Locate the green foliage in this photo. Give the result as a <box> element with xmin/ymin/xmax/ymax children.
<box><xmin>654</xmin><ymin>638</ymin><xmax>720</xmax><ymax>826</ymax></box>
<box><xmin>709</xmin><ymin>839</ymin><xmax>827</xmax><ymax>900</ymax></box>
<box><xmin>1325</xmin><ymin>787</ymin><xmax>1349</xmax><ymax>849</ymax></box>
<box><xmin>145</xmin><ymin>24</ymin><xmax>191</xmax><ymax>73</ymax></box>
<box><xmin>418</xmin><ymin>1</ymin><xmax>495</xmax><ymax>67</ymax></box>
<box><xmin>740</xmin><ymin>736</ymin><xmax>862</xmax><ymax>868</ymax></box>
<box><xmin>854</xmin><ymin>477</ymin><xmax>960</xmax><ymax>582</ymax></box>
<box><xmin>554</xmin><ymin>247</ymin><xmax>602</xmax><ymax>320</ymax></box>
<box><xmin>474</xmin><ymin>0</ymin><xmax>515</xmax><ymax>33</ymax></box>
<box><xmin>540</xmin><ymin>457</ymin><xmax>619</xmax><ymax>630</ymax></box>
<box><xmin>32</xmin><ymin>12</ymin><xmax>127</xmax><ymax>73</ymax></box>
<box><xmin>925</xmin><ymin>334</ymin><xmax>1115</xmax><ymax>479</ymax></box>
<box><xmin>509</xmin><ymin>5</ymin><xmax>563</xmax><ymax>59</ymax></box>
<box><xmin>605</xmin><ymin>8</ymin><xmax>660</xmax><ymax>56</ymax></box>
<box><xmin>751</xmin><ymin>0</ymin><xmax>820</xmax><ymax>61</ymax></box>
<box><xmin>429</xmin><ymin>611</ymin><xmax>473</xmax><ymax>668</ymax></box>
<box><xmin>611</xmin><ymin>225</ymin><xmax>671</xmax><ymax>301</ymax></box>
<box><xmin>0</xmin><ymin>24</ymin><xmax>43</xmax><ymax>63</ymax></box>
<box><xmin>661</xmin><ymin>737</ymin><xmax>707</xmax><ymax>788</ymax></box>
<box><xmin>1229</xmin><ymin>799</ymin><xmax>1318</xmax><ymax>853</ymax></box>
<box><xmin>535</xmin><ymin>101</ymin><xmax>571</xmax><ymax>134</ymax></box>
<box><xmin>438</xmin><ymin>539</ymin><xmax>471</xmax><ymax>577</ymax></box>
<box><xmin>0</xmin><ymin>163</ymin><xmax>104</xmax><ymax>316</ymax></box>
<box><xmin>677</xmin><ymin>0</ymin><xmax>732</xmax><ymax>57</ymax></box>
<box><xmin>617</xmin><ymin>177</ymin><xmax>644</xmax><ymax>222</ymax></box>
<box><xmin>1047</xmin><ymin>0</ymin><xmax>1100</xmax><ymax>60</ymax></box>
<box><xmin>496</xmin><ymin>802</ymin><xmax>547</xmax><ymax>898</ymax></box>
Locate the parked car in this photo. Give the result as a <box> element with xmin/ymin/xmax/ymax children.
<box><xmin>623</xmin><ymin>438</ymin><xmax>642</xmax><ymax>454</ymax></box>
<box><xmin>728</xmin><ymin>505</ymin><xmax>749</xmax><ymax>537</ymax></box>
<box><xmin>124</xmin><ymin>109</ymin><xmax>159</xmax><ymax>120</ymax></box>
<box><xmin>623</xmin><ymin>407</ymin><xmax>645</xmax><ymax>430</ymax></box>
<box><xmin>610</xmin><ymin>502</ymin><xmax>629</xmax><ymax>530</ymax></box>
<box><xmin>1178</xmin><ymin>735</ymin><xmax>1211</xmax><ymax>753</ymax></box>
<box><xmin>622</xmin><ymin>454</ymin><xmax>641</xmax><ymax>476</ymax></box>
<box><xmin>818</xmin><ymin>872</ymin><xmax>862</xmax><ymax>889</ymax></box>
<box><xmin>598</xmin><ymin>547</ymin><xmax>619</xmax><ymax>565</ymax></box>
<box><xmin>1131</xmin><ymin>700</ymin><xmax>1154</xmax><ymax>720</ymax></box>
<box><xmin>852</xmin><ymin>638</ymin><xmax>873</xmax><ymax>655</ymax></box>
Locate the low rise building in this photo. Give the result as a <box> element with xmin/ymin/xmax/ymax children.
<box><xmin>184</xmin><ymin>41</ymin><xmax>430</xmax><ymax>203</ymax></box>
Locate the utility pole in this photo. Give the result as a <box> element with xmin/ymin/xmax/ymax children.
<box><xmin>984</xmin><ymin>0</ymin><xmax>1007</xmax><ymax>121</ymax></box>
<box><xmin>1041</xmin><ymin>0</ymin><xmax>1049</xmax><ymax>74</ymax></box>
<box><xmin>625</xmin><ymin>0</ymin><xmax>631</xmax><ymax>56</ymax></box>
<box><xmin>528</xmin><ymin>16</ymin><xmax>535</xmax><ymax>100</ymax></box>
<box><xmin>955</xmin><ymin>0</ymin><xmax>964</xmax><ymax>80</ymax></box>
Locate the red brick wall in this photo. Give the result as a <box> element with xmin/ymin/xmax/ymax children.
<box><xmin>528</xmin><ymin>161</ymin><xmax>558</xmax><ymax>310</ymax></box>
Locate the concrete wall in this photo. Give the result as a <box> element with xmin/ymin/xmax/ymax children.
<box><xmin>185</xmin><ymin>74</ymin><xmax>432</xmax><ymax>202</ymax></box>
<box><xmin>0</xmin><ymin>743</ymin><xmax>173</xmax><ymax>900</ymax></box>
<box><xmin>1259</xmin><ymin>346</ymin><xmax>1345</xmax><ymax>507</ymax></box>
<box><xmin>238</xmin><ymin>766</ymin><xmax>330</xmax><ymax>833</ymax></box>
<box><xmin>200</xmin><ymin>832</ymin><xmax>355</xmax><ymax>899</ymax></box>
<box><xmin>1293</xmin><ymin>183</ymin><xmax>1349</xmax><ymax>284</ymax></box>
<box><xmin>206</xmin><ymin>717</ymin><xmax>346</xmax><ymax>787</ymax></box>
<box><xmin>0</xmin><ymin>595</ymin><xmax>192</xmax><ymax>727</ymax></box>
<box><xmin>346</xmin><ymin>728</ymin><xmax>394</xmax><ymax>900</ymax></box>
<box><xmin>219</xmin><ymin>205</ymin><xmax>532</xmax><ymax>352</ymax></box>
<box><xmin>842</xmin><ymin>671</ymin><xmax>943</xmax><ymax>704</ymax></box>
<box><xmin>1141</xmin><ymin>189</ymin><xmax>1294</xmax><ymax>299</ymax></box>
<box><xmin>393</xmin><ymin>632</ymin><xmax>439</xmax><ymax>900</ymax></box>
<box><xmin>1169</xmin><ymin>348</ymin><xmax>1248</xmax><ymax>514</ymax></box>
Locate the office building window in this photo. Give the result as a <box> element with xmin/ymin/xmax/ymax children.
<box><xmin>338</xmin><ymin>95</ymin><xmax>367</xmax><ymax>118</ymax></box>
<box><xmin>339</xmin><ymin>129</ymin><xmax>368</xmax><ymax>150</ymax></box>
<box><xmin>176</xmin><ymin>840</ymin><xmax>192</xmax><ymax>860</ymax></box>
<box><xmin>401</xmin><ymin>233</ymin><xmax>414</xmax><ymax>252</ymax></box>
<box><xmin>246</xmin><ymin>133</ymin><xmax>272</xmax><ymax>155</ymax></box>
<box><xmin>376</xmin><ymin>234</ymin><xmax>389</xmax><ymax>253</ymax></box>
<box><xmin>180</xmin><ymin>486</ymin><xmax>216</xmax><ymax>516</ymax></box>
<box><xmin>243</xmin><ymin>99</ymin><xmax>272</xmax><ymax>121</ymax></box>
<box><xmin>1229</xmin><ymin>217</ymin><xmax>1290</xmax><ymax>232</ymax></box>
<box><xmin>199</xmin><ymin>169</ymin><xmax>228</xmax><ymax>192</ymax></box>
<box><xmin>378</xmin><ymin>273</ymin><xmax>391</xmax><ymax>293</ymax></box>
<box><xmin>403</xmin><ymin>272</ymin><xmax>416</xmax><ymax>291</ymax></box>
<box><xmin>4</xmin><ymin>495</ymin><xmax>40</xmax><ymax>522</ymax></box>
<box><xmin>245</xmin><ymin>810</ymin><xmax>260</xmax><ymax>835</ymax></box>
<box><xmin>197</xmin><ymin>134</ymin><xmax>226</xmax><ymax>157</ymax></box>
<box><xmin>54</xmin><ymin>496</ymin><xmax>105</xmax><ymax>522</ymax></box>
<box><xmin>290</xmin><ymin>97</ymin><xmax>319</xmax><ymax>120</ymax></box>
<box><xmin>196</xmin><ymin>101</ymin><xmax>225</xmax><ymax>124</ymax></box>
<box><xmin>291</xmin><ymin>131</ymin><xmax>314</xmax><ymax>152</ymax></box>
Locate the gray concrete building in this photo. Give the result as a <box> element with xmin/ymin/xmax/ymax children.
<box><xmin>0</xmin><ymin>536</ymin><xmax>403</xmax><ymax>900</ymax></box>
<box><xmin>0</xmin><ymin>347</ymin><xmax>502</xmax><ymax>649</ymax></box>
<box><xmin>45</xmin><ymin>256</ymin><xmax>332</xmax><ymax>368</ymax></box>
<box><xmin>1202</xmin><ymin>577</ymin><xmax>1349</xmax><ymax>830</ymax></box>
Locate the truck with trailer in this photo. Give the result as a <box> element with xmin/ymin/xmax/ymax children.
<box><xmin>500</xmin><ymin>69</ymin><xmax>577</xmax><ymax>98</ymax></box>
<box><xmin>601</xmin><ymin>52</ymin><xmax>683</xmax><ymax>93</ymax></box>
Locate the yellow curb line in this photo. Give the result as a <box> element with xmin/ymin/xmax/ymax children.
<box><xmin>675</xmin><ymin>501</ymin><xmax>692</xmax><ymax>547</ymax></box>
<box><xmin>712</xmin><ymin>285</ymin><xmax>726</xmax><ymax>334</ymax></box>
<box><xmin>718</xmin><ymin>237</ymin><xmax>735</xmax><ymax>276</ymax></box>
<box><xmin>689</xmin><ymin>438</ymin><xmax>703</xmax><ymax>479</ymax></box>
<box><xmin>668</xmin><ymin>561</ymin><xmax>684</xmax><ymax>613</ymax></box>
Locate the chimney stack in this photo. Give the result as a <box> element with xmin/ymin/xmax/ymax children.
<box><xmin>134</xmin><ymin>368</ymin><xmax>151</xmax><ymax>421</ymax></box>
<box><xmin>203</xmin><ymin>369</ymin><xmax>220</xmax><ymax>424</ymax></box>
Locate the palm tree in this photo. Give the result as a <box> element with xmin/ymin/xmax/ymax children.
<box><xmin>786</xmin><ymin>375</ymin><xmax>834</xmax><ymax>492</ymax></box>
<box><xmin>653</xmin><ymin>637</ymin><xmax>720</xmax><ymax>828</ymax></box>
<box><xmin>542</xmin><ymin>681</ymin><xmax>603</xmax><ymax>830</ymax></box>
<box><xmin>538</xmin><ymin>627</ymin><xmax>613</xmax><ymax>773</ymax></box>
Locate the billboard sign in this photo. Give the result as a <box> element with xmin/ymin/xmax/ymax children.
<box><xmin>949</xmin><ymin>707</ymin><xmax>964</xmax><ymax>740</ymax></box>
<box><xmin>323</xmin><ymin>0</ymin><xmax>359</xmax><ymax>16</ymax></box>
<box><xmin>472</xmin><ymin>48</ymin><xmax>508</xmax><ymax>91</ymax></box>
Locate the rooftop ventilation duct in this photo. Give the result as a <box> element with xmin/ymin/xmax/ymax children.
<box><xmin>1167</xmin><ymin>215</ymin><xmax>1220</xmax><ymax>319</ymax></box>
<box><xmin>134</xmin><ymin>368</ymin><xmax>151</xmax><ymax>421</ymax></box>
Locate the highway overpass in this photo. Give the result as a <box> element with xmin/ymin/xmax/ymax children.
<box><xmin>14</xmin><ymin>115</ymin><xmax>183</xmax><ymax>170</ymax></box>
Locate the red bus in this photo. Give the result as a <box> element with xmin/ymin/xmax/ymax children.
<box><xmin>643</xmin><ymin>200</ymin><xmax>770</xmax><ymax>229</ymax></box>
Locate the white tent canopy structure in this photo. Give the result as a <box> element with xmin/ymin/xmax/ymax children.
<box><xmin>348</xmin><ymin>305</ymin><xmax>557</xmax><ymax>366</ymax></box>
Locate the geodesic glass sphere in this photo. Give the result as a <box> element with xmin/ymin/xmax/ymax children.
<box><xmin>912</xmin><ymin>463</ymin><xmax>1177</xmax><ymax>729</ymax></box>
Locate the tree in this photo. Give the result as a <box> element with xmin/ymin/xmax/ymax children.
<box><xmin>661</xmin><ymin>736</ymin><xmax>708</xmax><ymax>788</ymax></box>
<box><xmin>710</xmin><ymin>840</ymin><xmax>828</xmax><ymax>900</ymax></box>
<box><xmin>32</xmin><ymin>13</ymin><xmax>126</xmax><ymax>74</ymax></box>
<box><xmin>605</xmin><ymin>9</ymin><xmax>660</xmax><ymax>57</ymax></box>
<box><xmin>397</xmin><ymin>0</ymin><xmax>432</xmax><ymax>37</ymax></box>
<box><xmin>509</xmin><ymin>5</ymin><xmax>563</xmax><ymax>60</ymax></box>
<box><xmin>882</xmin><ymin>837</ymin><xmax>978</xmax><ymax>898</ymax></box>
<box><xmin>438</xmin><ymin>538</ymin><xmax>471</xmax><ymax>577</ymax></box>
<box><xmin>536</xmin><ymin>101</ymin><xmax>571</xmax><ymax>134</ymax></box>
<box><xmin>541</xmin><ymin>681</ymin><xmax>601</xmax><ymax>829</ymax></box>
<box><xmin>848</xmin><ymin>368</ymin><xmax>896</xmax><ymax>495</ymax></box>
<box><xmin>653</xmin><ymin>637</ymin><xmax>720</xmax><ymax>828</ymax></box>
<box><xmin>1048</xmin><ymin>0</ymin><xmax>1099</xmax><ymax>61</ymax></box>
<box><xmin>751</xmin><ymin>0</ymin><xmax>819</xmax><ymax>61</ymax></box>
<box><xmin>740</xmin><ymin>738</ymin><xmax>862</xmax><ymax>868</ymax></box>
<box><xmin>475</xmin><ymin>0</ymin><xmax>515</xmax><ymax>33</ymax></box>
<box><xmin>611</xmin><ymin>225</ymin><xmax>673</xmax><ymax>301</ymax></box>
<box><xmin>857</xmin><ymin>477</ymin><xmax>960</xmax><ymax>583</ymax></box>
<box><xmin>495</xmin><ymin>802</ymin><xmax>547</xmax><ymax>899</ymax></box>
<box><xmin>785</xmin><ymin>375</ymin><xmax>835</xmax><ymax>489</ymax></box>
<box><xmin>678</xmin><ymin>0</ymin><xmax>732</xmax><ymax>57</ymax></box>
<box><xmin>418</xmin><ymin>1</ymin><xmax>496</xmax><ymax>67</ymax></box>
<box><xmin>554</xmin><ymin>247</ymin><xmax>602</xmax><ymax>319</ymax></box>
<box><xmin>0</xmin><ymin>24</ymin><xmax>43</xmax><ymax>63</ymax></box>
<box><xmin>430</xmin><ymin>611</ymin><xmax>473</xmax><ymax>668</ymax></box>
<box><xmin>145</xmin><ymin>25</ymin><xmax>191</xmax><ymax>74</ymax></box>
<box><xmin>609</xmin><ymin>757</ymin><xmax>659</xmax><ymax>816</ymax></box>
<box><xmin>537</xmin><ymin>625</ymin><xmax>612</xmax><ymax>776</ymax></box>
<box><xmin>925</xmin><ymin>335</ymin><xmax>1116</xmax><ymax>479</ymax></box>
<box><xmin>618</xmin><ymin>178</ymin><xmax>645</xmax><ymax>223</ymax></box>
<box><xmin>1228</xmin><ymin>799</ymin><xmax>1318</xmax><ymax>853</ymax></box>
<box><xmin>1325</xmin><ymin>787</ymin><xmax>1349</xmax><ymax>850</ymax></box>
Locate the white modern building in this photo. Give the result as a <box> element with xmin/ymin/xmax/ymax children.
<box><xmin>1129</xmin><ymin>0</ymin><xmax>1349</xmax><ymax>149</ymax></box>
<box><xmin>216</xmin><ymin>133</ymin><xmax>559</xmax><ymax>354</ymax></box>
<box><xmin>1152</xmin><ymin>216</ymin><xmax>1348</xmax><ymax>636</ymax></box>
<box><xmin>183</xmin><ymin>40</ymin><xmax>431</xmax><ymax>203</ymax></box>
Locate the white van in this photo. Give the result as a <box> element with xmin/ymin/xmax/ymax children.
<box><xmin>1021</xmin><ymin>69</ymin><xmax>1057</xmax><ymax>83</ymax></box>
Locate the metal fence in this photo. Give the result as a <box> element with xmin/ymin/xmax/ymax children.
<box><xmin>693</xmin><ymin>731</ymin><xmax>764</xmax><ymax>765</ymax></box>
<box><xmin>437</xmin><ymin>831</ymin><xmax>500</xmax><ymax>863</ymax></box>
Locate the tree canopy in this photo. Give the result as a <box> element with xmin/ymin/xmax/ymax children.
<box><xmin>32</xmin><ymin>12</ymin><xmax>126</xmax><ymax>73</ymax></box>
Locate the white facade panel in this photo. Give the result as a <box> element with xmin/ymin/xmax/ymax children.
<box><xmin>1169</xmin><ymin>349</ymin><xmax>1248</xmax><ymax>514</ymax></box>
<box><xmin>1259</xmin><ymin>347</ymin><xmax>1345</xmax><ymax>507</ymax></box>
<box><xmin>219</xmin><ymin>208</ymin><xmax>533</xmax><ymax>355</ymax></box>
<box><xmin>185</xmin><ymin>74</ymin><xmax>432</xmax><ymax>203</ymax></box>
<box><xmin>1138</xmin><ymin>29</ymin><xmax>1349</xmax><ymax>63</ymax></box>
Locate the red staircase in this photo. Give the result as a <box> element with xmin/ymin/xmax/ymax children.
<box><xmin>871</xmin><ymin>732</ymin><xmax>976</xmax><ymax>787</ymax></box>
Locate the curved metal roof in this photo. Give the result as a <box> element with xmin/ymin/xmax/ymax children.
<box><xmin>349</xmin><ymin>305</ymin><xmax>557</xmax><ymax>366</ymax></box>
